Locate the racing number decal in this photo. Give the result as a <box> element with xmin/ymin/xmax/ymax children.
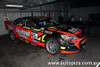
<box><xmin>31</xmin><ymin>31</ymin><xmax>46</xmax><ymax>42</ymax></box>
<box><xmin>37</xmin><ymin>34</ymin><xmax>46</xmax><ymax>42</ymax></box>
<box><xmin>41</xmin><ymin>34</ymin><xmax>46</xmax><ymax>42</ymax></box>
<box><xmin>31</xmin><ymin>32</ymin><xmax>38</xmax><ymax>39</ymax></box>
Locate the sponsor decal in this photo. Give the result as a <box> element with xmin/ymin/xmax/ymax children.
<box><xmin>30</xmin><ymin>43</ymin><xmax>37</xmax><ymax>46</ymax></box>
<box><xmin>16</xmin><ymin>28</ymin><xmax>30</xmax><ymax>39</ymax></box>
<box><xmin>18</xmin><ymin>34</ymin><xmax>28</xmax><ymax>39</ymax></box>
<box><xmin>25</xmin><ymin>40</ymin><xmax>29</xmax><ymax>43</ymax></box>
<box><xmin>32</xmin><ymin>39</ymin><xmax>37</xmax><ymax>43</ymax></box>
<box><xmin>9</xmin><ymin>26</ymin><xmax>15</xmax><ymax>30</ymax></box>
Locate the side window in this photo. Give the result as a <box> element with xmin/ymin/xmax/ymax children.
<box><xmin>25</xmin><ymin>19</ymin><xmax>31</xmax><ymax>27</ymax></box>
<box><xmin>26</xmin><ymin>19</ymin><xmax>36</xmax><ymax>28</ymax></box>
<box><xmin>14</xmin><ymin>18</ymin><xmax>24</xmax><ymax>26</ymax></box>
<box><xmin>39</xmin><ymin>21</ymin><xmax>46</xmax><ymax>26</ymax></box>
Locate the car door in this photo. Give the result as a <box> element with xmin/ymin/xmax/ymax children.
<box><xmin>18</xmin><ymin>19</ymin><xmax>31</xmax><ymax>41</ymax></box>
<box><xmin>29</xmin><ymin>19</ymin><xmax>46</xmax><ymax>47</ymax></box>
<box><xmin>13</xmin><ymin>18</ymin><xmax>30</xmax><ymax>41</ymax></box>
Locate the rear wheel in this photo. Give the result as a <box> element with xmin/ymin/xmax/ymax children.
<box><xmin>45</xmin><ymin>38</ymin><xmax>60</xmax><ymax>55</ymax></box>
<box><xmin>10</xmin><ymin>32</ymin><xmax>16</xmax><ymax>41</ymax></box>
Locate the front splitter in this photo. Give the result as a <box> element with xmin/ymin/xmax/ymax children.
<box><xmin>61</xmin><ymin>50</ymin><xmax>80</xmax><ymax>54</ymax></box>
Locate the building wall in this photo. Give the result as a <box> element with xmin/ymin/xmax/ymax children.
<box><xmin>0</xmin><ymin>9</ymin><xmax>32</xmax><ymax>35</ymax></box>
<box><xmin>70</xmin><ymin>6</ymin><xmax>100</xmax><ymax>21</ymax></box>
<box><xmin>27</xmin><ymin>1</ymin><xmax>69</xmax><ymax>21</ymax></box>
<box><xmin>0</xmin><ymin>12</ymin><xmax>8</xmax><ymax>35</ymax></box>
<box><xmin>0</xmin><ymin>0</ymin><xmax>69</xmax><ymax>35</ymax></box>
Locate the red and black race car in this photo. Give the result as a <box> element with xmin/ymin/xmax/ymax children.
<box><xmin>9</xmin><ymin>16</ymin><xmax>86</xmax><ymax>54</ymax></box>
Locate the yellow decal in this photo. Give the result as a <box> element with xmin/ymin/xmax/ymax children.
<box><xmin>37</xmin><ymin>34</ymin><xmax>46</xmax><ymax>42</ymax></box>
<box><xmin>22</xmin><ymin>27</ymin><xmax>30</xmax><ymax>29</ymax></box>
<box><xmin>33</xmin><ymin>29</ymin><xmax>41</xmax><ymax>31</ymax></box>
<box><xmin>41</xmin><ymin>34</ymin><xmax>46</xmax><ymax>42</ymax></box>
<box><xmin>25</xmin><ymin>40</ymin><xmax>29</xmax><ymax>43</ymax></box>
<box><xmin>37</xmin><ymin>37</ymin><xmax>41</xmax><ymax>41</ymax></box>
<box><xmin>61</xmin><ymin>46</ymin><xmax>66</xmax><ymax>49</ymax></box>
<box><xmin>49</xmin><ymin>27</ymin><xmax>57</xmax><ymax>29</ymax></box>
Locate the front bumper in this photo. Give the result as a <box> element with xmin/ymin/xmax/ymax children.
<box><xmin>61</xmin><ymin>50</ymin><xmax>80</xmax><ymax>54</ymax></box>
<box><xmin>60</xmin><ymin>36</ymin><xmax>86</xmax><ymax>54</ymax></box>
<box><xmin>61</xmin><ymin>43</ymin><xmax>85</xmax><ymax>54</ymax></box>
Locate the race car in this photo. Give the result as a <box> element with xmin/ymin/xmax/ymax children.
<box><xmin>9</xmin><ymin>16</ymin><xmax>86</xmax><ymax>54</ymax></box>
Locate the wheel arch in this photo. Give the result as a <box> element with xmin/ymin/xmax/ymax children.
<box><xmin>10</xmin><ymin>30</ymin><xmax>18</xmax><ymax>38</ymax></box>
<box><xmin>45</xmin><ymin>37</ymin><xmax>61</xmax><ymax>54</ymax></box>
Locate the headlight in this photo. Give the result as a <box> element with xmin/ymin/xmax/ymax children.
<box><xmin>61</xmin><ymin>34</ymin><xmax>76</xmax><ymax>41</ymax></box>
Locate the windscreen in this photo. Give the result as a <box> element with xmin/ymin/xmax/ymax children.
<box><xmin>38</xmin><ymin>18</ymin><xmax>59</xmax><ymax>27</ymax></box>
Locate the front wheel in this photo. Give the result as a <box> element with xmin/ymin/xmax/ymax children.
<box><xmin>10</xmin><ymin>32</ymin><xmax>16</xmax><ymax>41</ymax></box>
<box><xmin>45</xmin><ymin>38</ymin><xmax>60</xmax><ymax>55</ymax></box>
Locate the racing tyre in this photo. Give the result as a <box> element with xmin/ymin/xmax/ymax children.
<box><xmin>10</xmin><ymin>32</ymin><xmax>16</xmax><ymax>41</ymax></box>
<box><xmin>45</xmin><ymin>38</ymin><xmax>60</xmax><ymax>55</ymax></box>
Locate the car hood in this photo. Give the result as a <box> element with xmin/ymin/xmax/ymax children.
<box><xmin>46</xmin><ymin>24</ymin><xmax>81</xmax><ymax>34</ymax></box>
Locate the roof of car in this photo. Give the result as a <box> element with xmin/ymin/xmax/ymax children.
<box><xmin>22</xmin><ymin>16</ymin><xmax>50</xmax><ymax>20</ymax></box>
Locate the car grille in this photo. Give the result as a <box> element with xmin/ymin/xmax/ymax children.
<box><xmin>76</xmin><ymin>32</ymin><xmax>84</xmax><ymax>38</ymax></box>
<box><xmin>65</xmin><ymin>46</ymin><xmax>79</xmax><ymax>51</ymax></box>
